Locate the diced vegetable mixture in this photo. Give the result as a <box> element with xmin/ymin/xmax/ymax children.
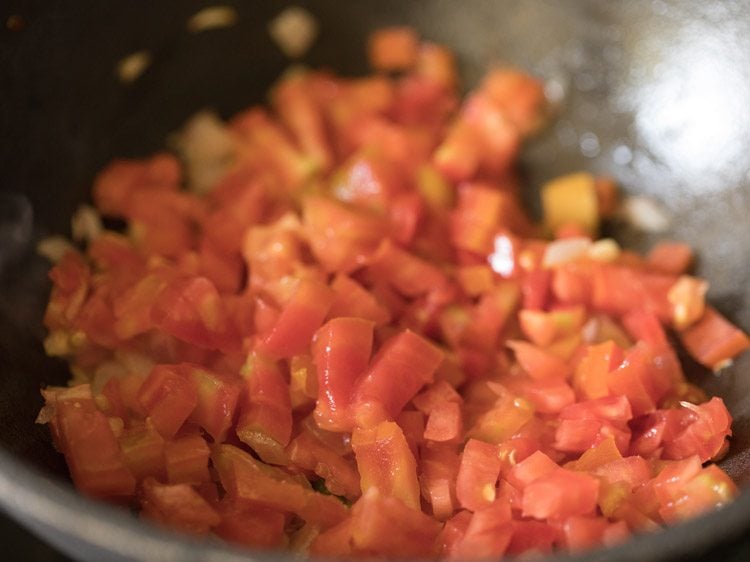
<box><xmin>39</xmin><ymin>27</ymin><xmax>749</xmax><ymax>559</ymax></box>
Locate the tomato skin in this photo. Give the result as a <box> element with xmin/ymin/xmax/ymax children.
<box><xmin>354</xmin><ymin>330</ymin><xmax>444</xmax><ymax>426</ymax></box>
<box><xmin>352</xmin><ymin>421</ymin><xmax>421</xmax><ymax>509</ymax></box>
<box><xmin>521</xmin><ymin>469</ymin><xmax>600</xmax><ymax>520</ymax></box>
<box><xmin>137</xmin><ymin>365</ymin><xmax>198</xmax><ymax>439</ymax></box>
<box><xmin>456</xmin><ymin>439</ymin><xmax>502</xmax><ymax>512</ymax></box>
<box><xmin>312</xmin><ymin>317</ymin><xmax>374</xmax><ymax>432</ymax></box>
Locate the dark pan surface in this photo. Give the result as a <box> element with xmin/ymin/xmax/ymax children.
<box><xmin>1</xmin><ymin>1</ymin><xmax>749</xmax><ymax>560</ymax></box>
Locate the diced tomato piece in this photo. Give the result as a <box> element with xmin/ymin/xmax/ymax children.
<box><xmin>448</xmin><ymin>500</ymin><xmax>513</xmax><ymax>560</ymax></box>
<box><xmin>368</xmin><ymin>27</ymin><xmax>420</xmax><ymax>72</ymax></box>
<box><xmin>647</xmin><ymin>241</ymin><xmax>694</xmax><ymax>275</ymax></box>
<box><xmin>368</xmin><ymin>239</ymin><xmax>448</xmax><ymax>297</ymax></box>
<box><xmin>607</xmin><ymin>344</ymin><xmax>670</xmax><ymax>417</ymax></box>
<box><xmin>456</xmin><ymin>440</ymin><xmax>502</xmax><ymax>512</ymax></box>
<box><xmin>183</xmin><ymin>365</ymin><xmax>242</xmax><ymax>441</ymax></box>
<box><xmin>416</xmin><ymin>42</ymin><xmax>458</xmax><ymax>90</ymax></box>
<box><xmin>519</xmin><ymin>306</ymin><xmax>586</xmax><ymax>347</ymax></box>
<box><xmin>310</xmin><ymin>518</ymin><xmax>354</xmax><ymax>558</ymax></box>
<box><xmin>424</xmin><ymin>401</ymin><xmax>463</xmax><ymax>443</ymax></box>
<box><xmin>433</xmin><ymin>120</ymin><xmax>482</xmax><ymax>183</ymax></box>
<box><xmin>522</xmin><ymin>469</ymin><xmax>599</xmax><ymax>519</ymax></box>
<box><xmin>662</xmin><ymin>397</ymin><xmax>732</xmax><ymax>463</ymax></box>
<box><xmin>651</xmin><ymin>456</ymin><xmax>703</xmax><ymax>507</ymax></box>
<box><xmin>138</xmin><ymin>365</ymin><xmax>198</xmax><ymax>439</ymax></box>
<box><xmin>558</xmin><ymin>516</ymin><xmax>610</xmax><ymax>552</ymax></box>
<box><xmin>50</xmin><ymin>385</ymin><xmax>136</xmax><ymax>500</ymax></box>
<box><xmin>566</xmin><ymin>437</ymin><xmax>623</xmax><ymax>472</ymax></box>
<box><xmin>354</xmin><ymin>330</ymin><xmax>444</xmax><ymax>426</ymax></box>
<box><xmin>680</xmin><ymin>307</ymin><xmax>750</xmax><ymax>371</ymax></box>
<box><xmin>591</xmin><ymin>264</ymin><xmax>676</xmax><ymax>322</ymax></box>
<box><xmin>508</xmin><ymin>340</ymin><xmax>572</xmax><ymax>380</ymax></box>
<box><xmin>328</xmin><ymin>274</ymin><xmax>390</xmax><ymax>326</ymax></box>
<box><xmin>214</xmin><ymin>501</ymin><xmax>287</xmax><ymax>549</ymax></box>
<box><xmin>257</xmin><ymin>278</ymin><xmax>335</xmax><ymax>359</ymax></box>
<box><xmin>118</xmin><ymin>420</ymin><xmax>166</xmax><ymax>481</ymax></box>
<box><xmin>312</xmin><ymin>317</ymin><xmax>374</xmax><ymax>432</ymax></box>
<box><xmin>44</xmin><ymin>251</ymin><xmax>91</xmax><ymax>331</ymax></box>
<box><xmin>139</xmin><ymin>477</ymin><xmax>220</xmax><ymax>535</ymax></box>
<box><xmin>621</xmin><ymin>309</ymin><xmax>668</xmax><ymax>348</ymax></box>
<box><xmin>506</xmin><ymin>450</ymin><xmax>560</xmax><ymax>490</ymax></box>
<box><xmin>151</xmin><ymin>276</ymin><xmax>239</xmax><ymax>352</ymax></box>
<box><xmin>272</xmin><ymin>73</ymin><xmax>333</xmax><ymax>174</ymax></box>
<box><xmin>236</xmin><ymin>354</ymin><xmax>293</xmax><ymax>465</ymax></box>
<box><xmin>352</xmin><ymin>421</ymin><xmax>421</xmax><ymax>510</ymax></box>
<box><xmin>574</xmin><ymin>340</ymin><xmax>623</xmax><ymax>400</ymax></box>
<box><xmin>164</xmin><ymin>434</ymin><xmax>211</xmax><ymax>485</ymax></box>
<box><xmin>660</xmin><ymin>464</ymin><xmax>738</xmax><ymax>523</ymax></box>
<box><xmin>213</xmin><ymin>444</ymin><xmax>348</xmax><ymax>529</ymax></box>
<box><xmin>287</xmin><ymin>429</ymin><xmax>361</xmax><ymax>501</ymax></box>
<box><xmin>507</xmin><ymin>520</ymin><xmax>556</xmax><ymax>557</ymax></box>
<box><xmin>93</xmin><ymin>154</ymin><xmax>181</xmax><ymax>217</ymax></box>
<box><xmin>480</xmin><ymin>68</ymin><xmax>546</xmax><ymax>135</ymax></box>
<box><xmin>419</xmin><ymin>443</ymin><xmax>460</xmax><ymax>521</ymax></box>
<box><xmin>506</xmin><ymin>377</ymin><xmax>575</xmax><ymax>415</ymax></box>
<box><xmin>303</xmin><ymin>195</ymin><xmax>389</xmax><ymax>273</ymax></box>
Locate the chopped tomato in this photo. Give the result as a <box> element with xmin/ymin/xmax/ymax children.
<box><xmin>139</xmin><ymin>477</ymin><xmax>220</xmax><ymax>535</ymax></box>
<box><xmin>38</xmin><ymin>25</ymin><xmax>747</xmax><ymax>560</ymax></box>
<box><xmin>312</xmin><ymin>317</ymin><xmax>374</xmax><ymax>432</ymax></box>
<box><xmin>351</xmin><ymin>421</ymin><xmax>421</xmax><ymax>510</ymax></box>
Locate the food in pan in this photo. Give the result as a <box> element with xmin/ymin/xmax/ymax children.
<box><xmin>38</xmin><ymin>27</ymin><xmax>749</xmax><ymax>559</ymax></box>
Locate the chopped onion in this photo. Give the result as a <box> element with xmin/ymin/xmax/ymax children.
<box><xmin>268</xmin><ymin>6</ymin><xmax>319</xmax><ymax>58</ymax></box>
<box><xmin>36</xmin><ymin>235</ymin><xmax>76</xmax><ymax>263</ymax></box>
<box><xmin>187</xmin><ymin>6</ymin><xmax>239</xmax><ymax>33</ymax></box>
<box><xmin>71</xmin><ymin>204</ymin><xmax>103</xmax><ymax>243</ymax></box>
<box><xmin>588</xmin><ymin>238</ymin><xmax>621</xmax><ymax>262</ymax></box>
<box><xmin>171</xmin><ymin>110</ymin><xmax>237</xmax><ymax>195</ymax></box>
<box><xmin>618</xmin><ymin>195</ymin><xmax>671</xmax><ymax>233</ymax></box>
<box><xmin>116</xmin><ymin>50</ymin><xmax>151</xmax><ymax>83</ymax></box>
<box><xmin>542</xmin><ymin>237</ymin><xmax>592</xmax><ymax>268</ymax></box>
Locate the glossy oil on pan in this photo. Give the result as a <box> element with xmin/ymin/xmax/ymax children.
<box><xmin>1</xmin><ymin>1</ymin><xmax>749</xmax><ymax>561</ymax></box>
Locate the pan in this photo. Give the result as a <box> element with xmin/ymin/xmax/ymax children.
<box><xmin>1</xmin><ymin>1</ymin><xmax>749</xmax><ymax>560</ymax></box>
